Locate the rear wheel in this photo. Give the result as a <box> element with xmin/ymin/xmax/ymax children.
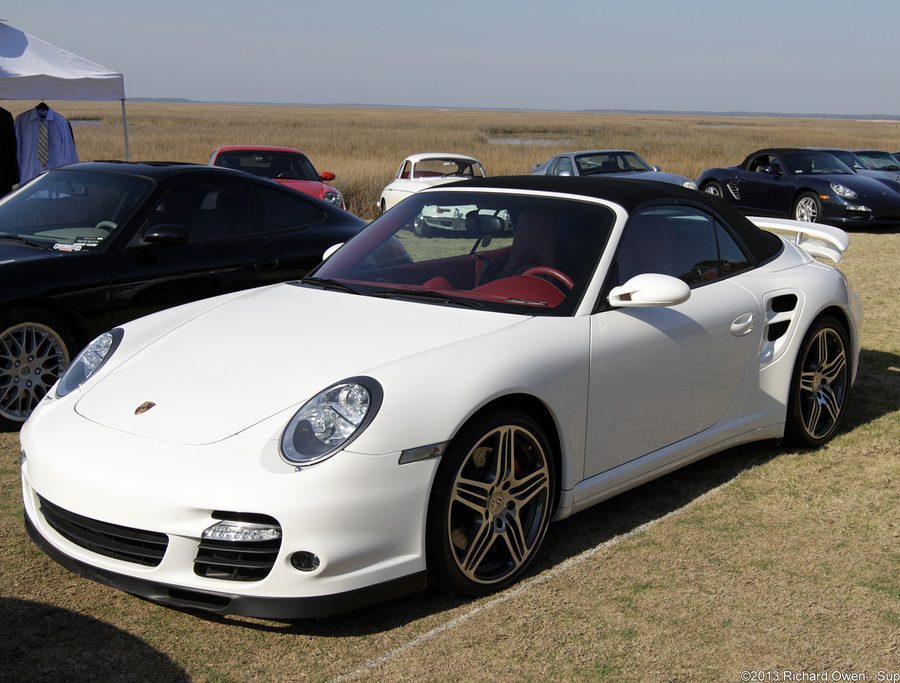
<box><xmin>426</xmin><ymin>410</ymin><xmax>556</xmax><ymax>596</ymax></box>
<box><xmin>793</xmin><ymin>192</ymin><xmax>822</xmax><ymax>223</ymax></box>
<box><xmin>786</xmin><ymin>316</ymin><xmax>850</xmax><ymax>446</ymax></box>
<box><xmin>0</xmin><ymin>309</ymin><xmax>75</xmax><ymax>429</ymax></box>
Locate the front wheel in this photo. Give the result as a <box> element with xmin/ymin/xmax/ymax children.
<box><xmin>785</xmin><ymin>316</ymin><xmax>850</xmax><ymax>446</ymax></box>
<box><xmin>426</xmin><ymin>410</ymin><xmax>556</xmax><ymax>597</ymax></box>
<box><xmin>0</xmin><ymin>309</ymin><xmax>75</xmax><ymax>429</ymax></box>
<box><xmin>793</xmin><ymin>192</ymin><xmax>822</xmax><ymax>223</ymax></box>
<box><xmin>702</xmin><ymin>181</ymin><xmax>724</xmax><ymax>198</ymax></box>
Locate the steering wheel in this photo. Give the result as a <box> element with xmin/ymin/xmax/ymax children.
<box><xmin>93</xmin><ymin>220</ymin><xmax>117</xmax><ymax>233</ymax></box>
<box><xmin>522</xmin><ymin>266</ymin><xmax>574</xmax><ymax>290</ymax></box>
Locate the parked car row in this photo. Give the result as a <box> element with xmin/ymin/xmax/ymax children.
<box><xmin>698</xmin><ymin>147</ymin><xmax>900</xmax><ymax>229</ymax></box>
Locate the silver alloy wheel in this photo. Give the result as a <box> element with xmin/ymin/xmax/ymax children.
<box><xmin>0</xmin><ymin>322</ymin><xmax>70</xmax><ymax>422</ymax></box>
<box><xmin>795</xmin><ymin>196</ymin><xmax>819</xmax><ymax>222</ymax></box>
<box><xmin>797</xmin><ymin>327</ymin><xmax>847</xmax><ymax>440</ymax></box>
<box><xmin>447</xmin><ymin>424</ymin><xmax>552</xmax><ymax>585</ymax></box>
<box><xmin>703</xmin><ymin>183</ymin><xmax>723</xmax><ymax>198</ymax></box>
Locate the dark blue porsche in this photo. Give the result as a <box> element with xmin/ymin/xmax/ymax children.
<box><xmin>696</xmin><ymin>148</ymin><xmax>900</xmax><ymax>229</ymax></box>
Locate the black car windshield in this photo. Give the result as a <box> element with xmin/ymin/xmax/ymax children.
<box><xmin>306</xmin><ymin>190</ymin><xmax>615</xmax><ymax>316</ymax></box>
<box><xmin>782</xmin><ymin>152</ymin><xmax>853</xmax><ymax>175</ymax></box>
<box><xmin>576</xmin><ymin>152</ymin><xmax>652</xmax><ymax>175</ymax></box>
<box><xmin>0</xmin><ymin>170</ymin><xmax>153</xmax><ymax>251</ymax></box>
<box><xmin>856</xmin><ymin>151</ymin><xmax>900</xmax><ymax>171</ymax></box>
<box><xmin>826</xmin><ymin>150</ymin><xmax>866</xmax><ymax>170</ymax></box>
<box><xmin>215</xmin><ymin>151</ymin><xmax>320</xmax><ymax>181</ymax></box>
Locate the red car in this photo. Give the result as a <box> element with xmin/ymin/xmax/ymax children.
<box><xmin>209</xmin><ymin>146</ymin><xmax>344</xmax><ymax>208</ymax></box>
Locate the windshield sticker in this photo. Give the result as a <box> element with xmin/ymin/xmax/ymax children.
<box><xmin>53</xmin><ymin>243</ymin><xmax>83</xmax><ymax>252</ymax></box>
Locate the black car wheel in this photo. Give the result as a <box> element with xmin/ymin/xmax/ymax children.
<box><xmin>426</xmin><ymin>410</ymin><xmax>556</xmax><ymax>597</ymax></box>
<box><xmin>0</xmin><ymin>309</ymin><xmax>74</xmax><ymax>429</ymax></box>
<box><xmin>380</xmin><ymin>199</ymin><xmax>387</xmax><ymax>214</ymax></box>
<box><xmin>793</xmin><ymin>192</ymin><xmax>822</xmax><ymax>223</ymax></box>
<box><xmin>702</xmin><ymin>181</ymin><xmax>724</xmax><ymax>198</ymax></box>
<box><xmin>786</xmin><ymin>316</ymin><xmax>850</xmax><ymax>446</ymax></box>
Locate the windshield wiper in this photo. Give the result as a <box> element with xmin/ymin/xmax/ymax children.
<box><xmin>369</xmin><ymin>288</ymin><xmax>485</xmax><ymax>309</ymax></box>
<box><xmin>299</xmin><ymin>276</ymin><xmax>360</xmax><ymax>295</ymax></box>
<box><xmin>0</xmin><ymin>233</ymin><xmax>48</xmax><ymax>249</ymax></box>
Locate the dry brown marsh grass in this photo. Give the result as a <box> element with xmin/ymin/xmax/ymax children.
<box><xmin>6</xmin><ymin>101</ymin><xmax>900</xmax><ymax>217</ymax></box>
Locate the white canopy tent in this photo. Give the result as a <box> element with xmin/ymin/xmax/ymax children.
<box><xmin>0</xmin><ymin>20</ymin><xmax>129</xmax><ymax>159</ymax></box>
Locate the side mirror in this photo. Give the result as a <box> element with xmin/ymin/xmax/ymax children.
<box><xmin>608</xmin><ymin>273</ymin><xmax>690</xmax><ymax>308</ymax></box>
<box><xmin>557</xmin><ymin>169</ymin><xmax>573</xmax><ymax>177</ymax></box>
<box><xmin>320</xmin><ymin>171</ymin><xmax>336</xmax><ymax>182</ymax></box>
<box><xmin>322</xmin><ymin>243</ymin><xmax>343</xmax><ymax>261</ymax></box>
<box><xmin>759</xmin><ymin>164</ymin><xmax>782</xmax><ymax>176</ymax></box>
<box><xmin>465</xmin><ymin>212</ymin><xmax>504</xmax><ymax>236</ymax></box>
<box><xmin>141</xmin><ymin>224</ymin><xmax>189</xmax><ymax>246</ymax></box>
<box><xmin>652</xmin><ymin>165</ymin><xmax>662</xmax><ymax>172</ymax></box>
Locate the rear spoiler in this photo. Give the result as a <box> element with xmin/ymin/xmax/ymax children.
<box><xmin>747</xmin><ymin>216</ymin><xmax>849</xmax><ymax>264</ymax></box>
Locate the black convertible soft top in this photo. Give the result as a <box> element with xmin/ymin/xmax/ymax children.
<box><xmin>446</xmin><ymin>175</ymin><xmax>784</xmax><ymax>265</ymax></box>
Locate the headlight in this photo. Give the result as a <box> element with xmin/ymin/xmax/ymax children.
<box><xmin>280</xmin><ymin>377</ymin><xmax>382</xmax><ymax>466</ymax></box>
<box><xmin>322</xmin><ymin>190</ymin><xmax>344</xmax><ymax>207</ymax></box>
<box><xmin>682</xmin><ymin>180</ymin><xmax>698</xmax><ymax>190</ymax></box>
<box><xmin>56</xmin><ymin>329</ymin><xmax>124</xmax><ymax>398</ymax></box>
<box><xmin>830</xmin><ymin>182</ymin><xmax>857</xmax><ymax>199</ymax></box>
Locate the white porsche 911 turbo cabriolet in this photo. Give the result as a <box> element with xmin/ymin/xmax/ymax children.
<box><xmin>21</xmin><ymin>176</ymin><xmax>861</xmax><ymax>618</ymax></box>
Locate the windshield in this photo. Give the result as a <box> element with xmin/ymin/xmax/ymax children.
<box><xmin>781</xmin><ymin>152</ymin><xmax>853</xmax><ymax>175</ymax></box>
<box><xmin>856</xmin><ymin>151</ymin><xmax>900</xmax><ymax>171</ymax></box>
<box><xmin>215</xmin><ymin>150</ymin><xmax>320</xmax><ymax>181</ymax></box>
<box><xmin>827</xmin><ymin>150</ymin><xmax>865</xmax><ymax>170</ymax></box>
<box><xmin>308</xmin><ymin>190</ymin><xmax>616</xmax><ymax>316</ymax></box>
<box><xmin>0</xmin><ymin>170</ymin><xmax>152</xmax><ymax>251</ymax></box>
<box><xmin>412</xmin><ymin>159</ymin><xmax>485</xmax><ymax>179</ymax></box>
<box><xmin>575</xmin><ymin>152</ymin><xmax>652</xmax><ymax>175</ymax></box>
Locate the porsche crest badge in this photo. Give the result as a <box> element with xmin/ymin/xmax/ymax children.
<box><xmin>134</xmin><ymin>401</ymin><xmax>156</xmax><ymax>415</ymax></box>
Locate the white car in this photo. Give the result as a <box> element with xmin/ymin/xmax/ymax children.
<box><xmin>22</xmin><ymin>176</ymin><xmax>861</xmax><ymax>619</ymax></box>
<box><xmin>379</xmin><ymin>153</ymin><xmax>486</xmax><ymax>214</ymax></box>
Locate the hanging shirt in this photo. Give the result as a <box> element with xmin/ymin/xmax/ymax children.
<box><xmin>15</xmin><ymin>106</ymin><xmax>79</xmax><ymax>183</ymax></box>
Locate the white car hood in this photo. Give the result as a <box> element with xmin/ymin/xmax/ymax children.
<box><xmin>75</xmin><ymin>284</ymin><xmax>523</xmax><ymax>444</ymax></box>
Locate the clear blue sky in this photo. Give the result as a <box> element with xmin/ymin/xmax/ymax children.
<box><xmin>7</xmin><ymin>0</ymin><xmax>900</xmax><ymax>114</ymax></box>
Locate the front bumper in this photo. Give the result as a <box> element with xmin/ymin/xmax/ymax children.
<box><xmin>20</xmin><ymin>403</ymin><xmax>439</xmax><ymax>618</ymax></box>
<box><xmin>823</xmin><ymin>202</ymin><xmax>900</xmax><ymax>229</ymax></box>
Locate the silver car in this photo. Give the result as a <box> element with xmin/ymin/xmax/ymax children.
<box><xmin>532</xmin><ymin>149</ymin><xmax>697</xmax><ymax>189</ymax></box>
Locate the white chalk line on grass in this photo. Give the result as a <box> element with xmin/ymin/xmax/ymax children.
<box><xmin>332</xmin><ymin>480</ymin><xmax>732</xmax><ymax>682</ymax></box>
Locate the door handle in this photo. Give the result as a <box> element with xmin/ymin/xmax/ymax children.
<box><xmin>730</xmin><ymin>312</ymin><xmax>754</xmax><ymax>337</ymax></box>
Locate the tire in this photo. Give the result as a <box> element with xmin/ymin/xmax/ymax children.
<box><xmin>702</xmin><ymin>181</ymin><xmax>724</xmax><ymax>198</ymax></box>
<box><xmin>785</xmin><ymin>316</ymin><xmax>850</xmax><ymax>446</ymax></box>
<box><xmin>413</xmin><ymin>215</ymin><xmax>433</xmax><ymax>238</ymax></box>
<box><xmin>793</xmin><ymin>192</ymin><xmax>822</xmax><ymax>223</ymax></box>
<box><xmin>0</xmin><ymin>308</ymin><xmax>75</xmax><ymax>430</ymax></box>
<box><xmin>380</xmin><ymin>198</ymin><xmax>387</xmax><ymax>214</ymax></box>
<box><xmin>426</xmin><ymin>409</ymin><xmax>556</xmax><ymax>597</ymax></box>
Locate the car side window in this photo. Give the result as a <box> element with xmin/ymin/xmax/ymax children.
<box><xmin>256</xmin><ymin>185</ymin><xmax>325</xmax><ymax>233</ymax></box>
<box><xmin>613</xmin><ymin>206</ymin><xmax>750</xmax><ymax>288</ymax></box>
<box><xmin>145</xmin><ymin>180</ymin><xmax>254</xmax><ymax>241</ymax></box>
<box><xmin>547</xmin><ymin>158</ymin><xmax>560</xmax><ymax>175</ymax></box>
<box><xmin>399</xmin><ymin>161</ymin><xmax>411</xmax><ymax>179</ymax></box>
<box><xmin>556</xmin><ymin>157</ymin><xmax>575</xmax><ymax>176</ymax></box>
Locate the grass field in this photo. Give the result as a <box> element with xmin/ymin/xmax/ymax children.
<box><xmin>0</xmin><ymin>103</ymin><xmax>898</xmax><ymax>681</ymax></box>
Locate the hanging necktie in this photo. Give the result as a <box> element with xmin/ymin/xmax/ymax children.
<box><xmin>38</xmin><ymin>119</ymin><xmax>49</xmax><ymax>170</ymax></box>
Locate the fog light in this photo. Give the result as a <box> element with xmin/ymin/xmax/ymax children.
<box><xmin>845</xmin><ymin>205</ymin><xmax>871</xmax><ymax>212</ymax></box>
<box><xmin>202</xmin><ymin>520</ymin><xmax>281</xmax><ymax>543</ymax></box>
<box><xmin>290</xmin><ymin>551</ymin><xmax>320</xmax><ymax>572</ymax></box>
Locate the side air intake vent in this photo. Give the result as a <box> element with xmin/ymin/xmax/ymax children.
<box><xmin>771</xmin><ymin>294</ymin><xmax>798</xmax><ymax>313</ymax></box>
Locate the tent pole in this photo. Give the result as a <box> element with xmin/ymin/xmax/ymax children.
<box><xmin>120</xmin><ymin>98</ymin><xmax>130</xmax><ymax>161</ymax></box>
